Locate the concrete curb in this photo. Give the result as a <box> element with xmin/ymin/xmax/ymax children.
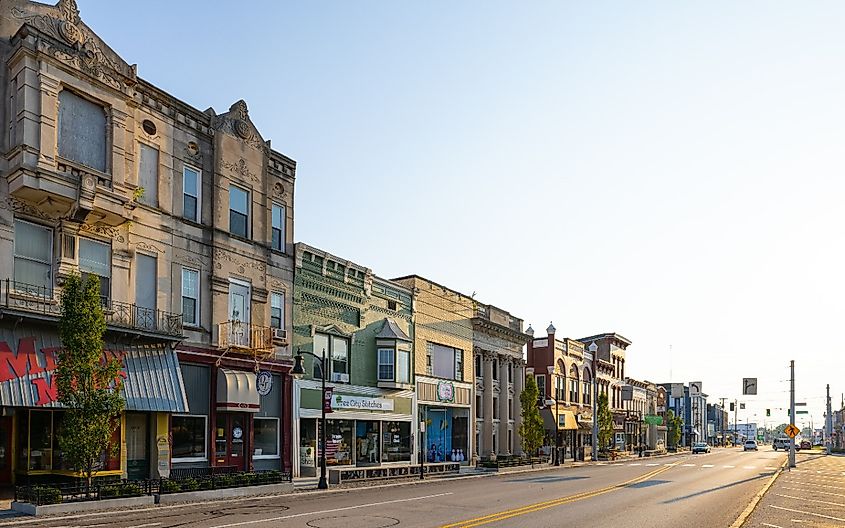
<box><xmin>728</xmin><ymin>457</ymin><xmax>788</xmax><ymax>528</ymax></box>
<box><xmin>11</xmin><ymin>495</ymin><xmax>155</xmax><ymax>516</ymax></box>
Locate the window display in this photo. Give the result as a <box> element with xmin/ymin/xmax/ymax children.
<box><xmin>356</xmin><ymin>421</ymin><xmax>380</xmax><ymax>466</ymax></box>
<box><xmin>320</xmin><ymin>419</ymin><xmax>353</xmax><ymax>466</ymax></box>
<box><xmin>382</xmin><ymin>421</ymin><xmax>411</xmax><ymax>463</ymax></box>
<box><xmin>172</xmin><ymin>415</ymin><xmax>207</xmax><ymax>460</ymax></box>
<box><xmin>254</xmin><ymin>418</ymin><xmax>279</xmax><ymax>457</ymax></box>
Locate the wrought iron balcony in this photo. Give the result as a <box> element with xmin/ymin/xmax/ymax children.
<box><xmin>1</xmin><ymin>279</ymin><xmax>183</xmax><ymax>338</ymax></box>
<box><xmin>217</xmin><ymin>320</ymin><xmax>274</xmax><ymax>351</ymax></box>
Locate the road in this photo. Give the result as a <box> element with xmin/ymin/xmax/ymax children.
<box><xmin>0</xmin><ymin>447</ymin><xmax>785</xmax><ymax>528</ymax></box>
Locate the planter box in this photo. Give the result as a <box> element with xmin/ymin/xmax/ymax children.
<box><xmin>156</xmin><ymin>482</ymin><xmax>293</xmax><ymax>504</ymax></box>
<box><xmin>12</xmin><ymin>495</ymin><xmax>154</xmax><ymax>516</ymax></box>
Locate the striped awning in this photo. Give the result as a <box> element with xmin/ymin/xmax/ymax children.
<box><xmin>0</xmin><ymin>325</ymin><xmax>187</xmax><ymax>412</ymax></box>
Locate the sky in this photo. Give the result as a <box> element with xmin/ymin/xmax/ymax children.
<box><xmin>80</xmin><ymin>0</ymin><xmax>845</xmax><ymax>430</ymax></box>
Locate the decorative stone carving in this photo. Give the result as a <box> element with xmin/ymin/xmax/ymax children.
<box><xmin>135</xmin><ymin>241</ymin><xmax>164</xmax><ymax>254</ymax></box>
<box><xmin>211</xmin><ymin>100</ymin><xmax>266</xmax><ymax>151</ymax></box>
<box><xmin>2</xmin><ymin>197</ymin><xmax>58</xmax><ymax>222</ymax></box>
<box><xmin>221</xmin><ymin>158</ymin><xmax>258</xmax><ymax>183</ymax></box>
<box><xmin>80</xmin><ymin>222</ymin><xmax>125</xmax><ymax>243</ymax></box>
<box><xmin>213</xmin><ymin>248</ymin><xmax>266</xmax><ymax>273</ymax></box>
<box><xmin>174</xmin><ymin>252</ymin><xmax>208</xmax><ymax>270</ymax></box>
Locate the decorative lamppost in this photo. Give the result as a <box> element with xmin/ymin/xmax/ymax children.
<box><xmin>292</xmin><ymin>347</ymin><xmax>329</xmax><ymax>490</ymax></box>
<box><xmin>589</xmin><ymin>342</ymin><xmax>599</xmax><ymax>461</ymax></box>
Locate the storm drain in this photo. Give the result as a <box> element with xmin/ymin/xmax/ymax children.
<box><xmin>307</xmin><ymin>515</ymin><xmax>401</xmax><ymax>528</ymax></box>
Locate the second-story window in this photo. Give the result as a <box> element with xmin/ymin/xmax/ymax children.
<box><xmin>58</xmin><ymin>90</ymin><xmax>107</xmax><ymax>172</ymax></box>
<box><xmin>229</xmin><ymin>185</ymin><xmax>249</xmax><ymax>238</ymax></box>
<box><xmin>13</xmin><ymin>220</ymin><xmax>52</xmax><ymax>290</ymax></box>
<box><xmin>378</xmin><ymin>348</ymin><xmax>394</xmax><ymax>381</ymax></box>
<box><xmin>183</xmin><ymin>166</ymin><xmax>200</xmax><ymax>222</ymax></box>
<box><xmin>271</xmin><ymin>203</ymin><xmax>285</xmax><ymax>252</ymax></box>
<box><xmin>378</xmin><ymin>347</ymin><xmax>410</xmax><ymax>384</ymax></box>
<box><xmin>427</xmin><ymin>343</ymin><xmax>463</xmax><ymax>381</ymax></box>
<box><xmin>134</xmin><ymin>253</ymin><xmax>157</xmax><ymax>329</ymax></box>
<box><xmin>314</xmin><ymin>333</ymin><xmax>349</xmax><ymax>382</ymax></box>
<box><xmin>270</xmin><ymin>292</ymin><xmax>284</xmax><ymax>329</ymax></box>
<box><xmin>535</xmin><ymin>375</ymin><xmax>546</xmax><ymax>399</ymax></box>
<box><xmin>79</xmin><ymin>238</ymin><xmax>111</xmax><ymax>303</ymax></box>
<box><xmin>137</xmin><ymin>143</ymin><xmax>159</xmax><ymax>207</ymax></box>
<box><xmin>181</xmin><ymin>268</ymin><xmax>199</xmax><ymax>326</ymax></box>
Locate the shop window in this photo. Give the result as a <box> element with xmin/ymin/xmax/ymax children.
<box><xmin>229</xmin><ymin>185</ymin><xmax>249</xmax><ymax>238</ymax></box>
<box><xmin>137</xmin><ymin>142</ymin><xmax>158</xmax><ymax>207</ymax></box>
<box><xmin>271</xmin><ymin>203</ymin><xmax>285</xmax><ymax>252</ymax></box>
<box><xmin>79</xmin><ymin>237</ymin><xmax>111</xmax><ymax>303</ymax></box>
<box><xmin>28</xmin><ymin>410</ymin><xmax>52</xmax><ymax>471</ymax></box>
<box><xmin>171</xmin><ymin>415</ymin><xmax>207</xmax><ymax>461</ymax></box>
<box><xmin>427</xmin><ymin>342</ymin><xmax>464</xmax><ymax>381</ymax></box>
<box><xmin>254</xmin><ymin>417</ymin><xmax>279</xmax><ymax>458</ymax></box>
<box><xmin>183</xmin><ymin>166</ymin><xmax>200</xmax><ymax>222</ymax></box>
<box><xmin>356</xmin><ymin>420</ymin><xmax>380</xmax><ymax>466</ymax></box>
<box><xmin>13</xmin><ymin>220</ymin><xmax>52</xmax><ymax>290</ymax></box>
<box><xmin>58</xmin><ymin>89</ymin><xmax>107</xmax><ymax>172</ymax></box>
<box><xmin>300</xmin><ymin>418</ymin><xmax>317</xmax><ymax>472</ymax></box>
<box><xmin>270</xmin><ymin>292</ymin><xmax>284</xmax><ymax>329</ymax></box>
<box><xmin>382</xmin><ymin>421</ymin><xmax>411</xmax><ymax>463</ymax></box>
<box><xmin>181</xmin><ymin>268</ymin><xmax>200</xmax><ymax>326</ymax></box>
<box><xmin>320</xmin><ymin>419</ymin><xmax>353</xmax><ymax>466</ymax></box>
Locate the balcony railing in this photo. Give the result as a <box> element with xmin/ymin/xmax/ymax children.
<box><xmin>217</xmin><ymin>320</ymin><xmax>273</xmax><ymax>351</ymax></box>
<box><xmin>1</xmin><ymin>279</ymin><xmax>183</xmax><ymax>338</ymax></box>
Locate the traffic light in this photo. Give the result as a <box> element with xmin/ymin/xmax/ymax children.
<box><xmin>766</xmin><ymin>409</ymin><xmax>771</xmax><ymax>417</ymax></box>
<box><xmin>730</xmin><ymin>402</ymin><xmax>735</xmax><ymax>411</ymax></box>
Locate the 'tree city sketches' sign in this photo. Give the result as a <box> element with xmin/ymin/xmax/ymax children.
<box><xmin>332</xmin><ymin>394</ymin><xmax>394</xmax><ymax>411</ymax></box>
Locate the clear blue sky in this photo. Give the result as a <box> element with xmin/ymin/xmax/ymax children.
<box><xmin>82</xmin><ymin>0</ymin><xmax>845</xmax><ymax>429</ymax></box>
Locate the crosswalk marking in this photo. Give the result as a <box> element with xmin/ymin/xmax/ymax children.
<box><xmin>723</xmin><ymin>465</ymin><xmax>735</xmax><ymax>468</ymax></box>
<box><xmin>701</xmin><ymin>464</ymin><xmax>715</xmax><ymax>468</ymax></box>
<box><xmin>682</xmin><ymin>463</ymin><xmax>695</xmax><ymax>467</ymax></box>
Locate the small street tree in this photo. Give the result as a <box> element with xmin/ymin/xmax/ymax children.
<box><xmin>597</xmin><ymin>393</ymin><xmax>613</xmax><ymax>451</ymax></box>
<box><xmin>666</xmin><ymin>409</ymin><xmax>682</xmax><ymax>448</ymax></box>
<box><xmin>57</xmin><ymin>273</ymin><xmax>125</xmax><ymax>487</ymax></box>
<box><xmin>518</xmin><ymin>374</ymin><xmax>545</xmax><ymax>456</ymax></box>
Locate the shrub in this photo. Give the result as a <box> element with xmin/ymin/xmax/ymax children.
<box><xmin>180</xmin><ymin>478</ymin><xmax>199</xmax><ymax>491</ymax></box>
<box><xmin>31</xmin><ymin>485</ymin><xmax>62</xmax><ymax>505</ymax></box>
<box><xmin>120</xmin><ymin>482</ymin><xmax>143</xmax><ymax>497</ymax></box>
<box><xmin>216</xmin><ymin>474</ymin><xmax>234</xmax><ymax>488</ymax></box>
<box><xmin>159</xmin><ymin>479</ymin><xmax>180</xmax><ymax>493</ymax></box>
<box><xmin>100</xmin><ymin>485</ymin><xmax>120</xmax><ymax>498</ymax></box>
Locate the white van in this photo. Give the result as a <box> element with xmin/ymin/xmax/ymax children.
<box><xmin>773</xmin><ymin>437</ymin><xmax>790</xmax><ymax>450</ymax></box>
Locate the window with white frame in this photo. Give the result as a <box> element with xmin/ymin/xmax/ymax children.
<box><xmin>253</xmin><ymin>417</ymin><xmax>279</xmax><ymax>458</ymax></box>
<box><xmin>427</xmin><ymin>342</ymin><xmax>463</xmax><ymax>381</ymax></box>
<box><xmin>137</xmin><ymin>143</ymin><xmax>159</xmax><ymax>207</ymax></box>
<box><xmin>270</xmin><ymin>292</ymin><xmax>284</xmax><ymax>329</ymax></box>
<box><xmin>313</xmin><ymin>333</ymin><xmax>349</xmax><ymax>381</ymax></box>
<box><xmin>78</xmin><ymin>238</ymin><xmax>111</xmax><ymax>303</ymax></box>
<box><xmin>171</xmin><ymin>415</ymin><xmax>207</xmax><ymax>461</ymax></box>
<box><xmin>229</xmin><ymin>185</ymin><xmax>249</xmax><ymax>238</ymax></box>
<box><xmin>13</xmin><ymin>220</ymin><xmax>52</xmax><ymax>289</ymax></box>
<box><xmin>183</xmin><ymin>166</ymin><xmax>200</xmax><ymax>222</ymax></box>
<box><xmin>58</xmin><ymin>90</ymin><xmax>106</xmax><ymax>172</ymax></box>
<box><xmin>378</xmin><ymin>348</ymin><xmax>394</xmax><ymax>381</ymax></box>
<box><xmin>535</xmin><ymin>375</ymin><xmax>546</xmax><ymax>399</ymax></box>
<box><xmin>396</xmin><ymin>348</ymin><xmax>410</xmax><ymax>384</ymax></box>
<box><xmin>271</xmin><ymin>203</ymin><xmax>285</xmax><ymax>252</ymax></box>
<box><xmin>181</xmin><ymin>268</ymin><xmax>200</xmax><ymax>326</ymax></box>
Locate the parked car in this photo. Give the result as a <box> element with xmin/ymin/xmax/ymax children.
<box><xmin>773</xmin><ymin>437</ymin><xmax>790</xmax><ymax>450</ymax></box>
<box><xmin>692</xmin><ymin>442</ymin><xmax>711</xmax><ymax>454</ymax></box>
<box><xmin>743</xmin><ymin>440</ymin><xmax>758</xmax><ymax>451</ymax></box>
<box><xmin>800</xmin><ymin>440</ymin><xmax>811</xmax><ymax>450</ymax></box>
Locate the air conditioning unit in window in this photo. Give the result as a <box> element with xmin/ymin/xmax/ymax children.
<box><xmin>331</xmin><ymin>372</ymin><xmax>349</xmax><ymax>383</ymax></box>
<box><xmin>272</xmin><ymin>328</ymin><xmax>287</xmax><ymax>342</ymax></box>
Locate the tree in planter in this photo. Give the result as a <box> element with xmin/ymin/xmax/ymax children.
<box><xmin>597</xmin><ymin>393</ymin><xmax>613</xmax><ymax>452</ymax></box>
<box><xmin>518</xmin><ymin>374</ymin><xmax>545</xmax><ymax>456</ymax></box>
<box><xmin>57</xmin><ymin>273</ymin><xmax>125</xmax><ymax>488</ymax></box>
<box><xmin>666</xmin><ymin>409</ymin><xmax>683</xmax><ymax>448</ymax></box>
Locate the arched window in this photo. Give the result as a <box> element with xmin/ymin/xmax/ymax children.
<box><xmin>582</xmin><ymin>367</ymin><xmax>592</xmax><ymax>405</ymax></box>
<box><xmin>556</xmin><ymin>360</ymin><xmax>566</xmax><ymax>401</ymax></box>
<box><xmin>569</xmin><ymin>364</ymin><xmax>580</xmax><ymax>403</ymax></box>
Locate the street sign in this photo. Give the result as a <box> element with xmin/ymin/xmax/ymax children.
<box><xmin>795</xmin><ymin>402</ymin><xmax>807</xmax><ymax>406</ymax></box>
<box><xmin>742</xmin><ymin>378</ymin><xmax>757</xmax><ymax>395</ymax></box>
<box><xmin>784</xmin><ymin>424</ymin><xmax>800</xmax><ymax>438</ymax></box>
<box><xmin>796</xmin><ymin>410</ymin><xmax>809</xmax><ymax>414</ymax></box>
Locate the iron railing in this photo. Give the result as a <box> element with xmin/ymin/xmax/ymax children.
<box><xmin>218</xmin><ymin>320</ymin><xmax>273</xmax><ymax>350</ymax></box>
<box><xmin>1</xmin><ymin>279</ymin><xmax>183</xmax><ymax>337</ymax></box>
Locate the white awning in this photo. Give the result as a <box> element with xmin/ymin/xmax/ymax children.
<box><xmin>216</xmin><ymin>369</ymin><xmax>260</xmax><ymax>412</ymax></box>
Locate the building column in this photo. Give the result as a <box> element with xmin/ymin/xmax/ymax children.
<box><xmin>482</xmin><ymin>352</ymin><xmax>495</xmax><ymax>459</ymax></box>
<box><xmin>498</xmin><ymin>356</ymin><xmax>511</xmax><ymax>456</ymax></box>
<box><xmin>513</xmin><ymin>359</ymin><xmax>525</xmax><ymax>456</ymax></box>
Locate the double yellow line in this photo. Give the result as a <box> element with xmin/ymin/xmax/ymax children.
<box><xmin>441</xmin><ymin>464</ymin><xmax>673</xmax><ymax>528</ymax></box>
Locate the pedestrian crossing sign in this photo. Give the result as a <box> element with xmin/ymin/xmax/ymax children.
<box><xmin>784</xmin><ymin>424</ymin><xmax>800</xmax><ymax>438</ymax></box>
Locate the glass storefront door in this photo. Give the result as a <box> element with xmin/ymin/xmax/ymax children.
<box><xmin>126</xmin><ymin>413</ymin><xmax>149</xmax><ymax>480</ymax></box>
<box><xmin>215</xmin><ymin>413</ymin><xmax>247</xmax><ymax>470</ymax></box>
<box><xmin>0</xmin><ymin>417</ymin><xmax>11</xmax><ymax>484</ymax></box>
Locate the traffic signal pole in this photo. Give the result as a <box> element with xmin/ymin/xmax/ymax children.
<box><xmin>789</xmin><ymin>360</ymin><xmax>796</xmax><ymax>468</ymax></box>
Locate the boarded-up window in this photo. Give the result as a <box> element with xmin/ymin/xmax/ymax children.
<box><xmin>137</xmin><ymin>143</ymin><xmax>159</xmax><ymax>207</ymax></box>
<box><xmin>58</xmin><ymin>90</ymin><xmax>107</xmax><ymax>172</ymax></box>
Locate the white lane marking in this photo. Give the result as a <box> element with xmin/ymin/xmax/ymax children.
<box><xmin>664</xmin><ymin>463</ymin><xmax>677</xmax><ymax>466</ymax></box>
<box><xmin>701</xmin><ymin>464</ymin><xmax>715</xmax><ymax>468</ymax></box>
<box><xmin>127</xmin><ymin>524</ymin><xmax>161</xmax><ymax>528</ymax></box>
<box><xmin>629</xmin><ymin>463</ymin><xmax>642</xmax><ymax>466</ymax></box>
<box><xmin>762</xmin><ymin>524</ymin><xmax>784</xmax><ymax>528</ymax></box>
<box><xmin>207</xmin><ymin>492</ymin><xmax>454</xmax><ymax>528</ymax></box>
<box><xmin>722</xmin><ymin>465</ymin><xmax>735</xmax><ymax>468</ymax></box>
<box><xmin>770</xmin><ymin>505</ymin><xmax>845</xmax><ymax>522</ymax></box>
<box><xmin>682</xmin><ymin>463</ymin><xmax>696</xmax><ymax>467</ymax></box>
<box><xmin>775</xmin><ymin>494</ymin><xmax>845</xmax><ymax>507</ymax></box>
<box><xmin>782</xmin><ymin>486</ymin><xmax>845</xmax><ymax>498</ymax></box>
<box><xmin>646</xmin><ymin>463</ymin><xmax>659</xmax><ymax>466</ymax></box>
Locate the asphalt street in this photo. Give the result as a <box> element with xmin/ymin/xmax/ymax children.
<box><xmin>0</xmin><ymin>447</ymin><xmax>785</xmax><ymax>528</ymax></box>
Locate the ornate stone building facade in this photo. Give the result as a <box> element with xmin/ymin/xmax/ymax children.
<box><xmin>0</xmin><ymin>0</ymin><xmax>295</xmax><ymax>484</ymax></box>
<box><xmin>579</xmin><ymin>333</ymin><xmax>632</xmax><ymax>450</ymax></box>
<box><xmin>473</xmin><ymin>303</ymin><xmax>529</xmax><ymax>459</ymax></box>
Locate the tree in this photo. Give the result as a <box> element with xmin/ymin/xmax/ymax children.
<box><xmin>57</xmin><ymin>273</ymin><xmax>125</xmax><ymax>487</ymax></box>
<box><xmin>597</xmin><ymin>393</ymin><xmax>613</xmax><ymax>451</ymax></box>
<box><xmin>518</xmin><ymin>374</ymin><xmax>545</xmax><ymax>456</ymax></box>
<box><xmin>666</xmin><ymin>409</ymin><xmax>682</xmax><ymax>448</ymax></box>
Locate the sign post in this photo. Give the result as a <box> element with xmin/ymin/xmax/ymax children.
<box><xmin>419</xmin><ymin>420</ymin><xmax>426</xmax><ymax>480</ymax></box>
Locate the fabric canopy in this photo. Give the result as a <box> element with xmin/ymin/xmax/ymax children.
<box><xmin>216</xmin><ymin>368</ymin><xmax>260</xmax><ymax>412</ymax></box>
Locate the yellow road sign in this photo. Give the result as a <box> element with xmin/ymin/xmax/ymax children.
<box><xmin>784</xmin><ymin>424</ymin><xmax>800</xmax><ymax>438</ymax></box>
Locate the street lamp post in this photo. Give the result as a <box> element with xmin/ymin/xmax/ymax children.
<box><xmin>555</xmin><ymin>377</ymin><xmax>561</xmax><ymax>466</ymax></box>
<box><xmin>589</xmin><ymin>342</ymin><xmax>599</xmax><ymax>461</ymax></box>
<box><xmin>292</xmin><ymin>347</ymin><xmax>329</xmax><ymax>490</ymax></box>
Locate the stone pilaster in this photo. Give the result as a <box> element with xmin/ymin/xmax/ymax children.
<box><xmin>498</xmin><ymin>356</ymin><xmax>511</xmax><ymax>455</ymax></box>
<box><xmin>482</xmin><ymin>352</ymin><xmax>495</xmax><ymax>458</ymax></box>
<box><xmin>513</xmin><ymin>359</ymin><xmax>525</xmax><ymax>456</ymax></box>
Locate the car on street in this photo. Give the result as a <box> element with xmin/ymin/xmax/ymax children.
<box><xmin>692</xmin><ymin>442</ymin><xmax>711</xmax><ymax>454</ymax></box>
<box><xmin>800</xmin><ymin>440</ymin><xmax>811</xmax><ymax>450</ymax></box>
<box><xmin>743</xmin><ymin>439</ymin><xmax>758</xmax><ymax>451</ymax></box>
<box><xmin>773</xmin><ymin>437</ymin><xmax>790</xmax><ymax>450</ymax></box>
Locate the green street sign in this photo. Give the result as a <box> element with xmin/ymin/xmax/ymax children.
<box><xmin>644</xmin><ymin>415</ymin><xmax>663</xmax><ymax>425</ymax></box>
<box><xmin>796</xmin><ymin>410</ymin><xmax>809</xmax><ymax>414</ymax></box>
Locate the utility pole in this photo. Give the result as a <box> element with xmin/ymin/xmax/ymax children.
<box><xmin>734</xmin><ymin>399</ymin><xmax>738</xmax><ymax>447</ymax></box>
<box><xmin>827</xmin><ymin>384</ymin><xmax>833</xmax><ymax>455</ymax></box>
<box><xmin>719</xmin><ymin>397</ymin><xmax>727</xmax><ymax>447</ymax></box>
<box><xmin>789</xmin><ymin>360</ymin><xmax>796</xmax><ymax>468</ymax></box>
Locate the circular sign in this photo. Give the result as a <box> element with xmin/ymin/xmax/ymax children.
<box><xmin>232</xmin><ymin>426</ymin><xmax>243</xmax><ymax>440</ymax></box>
<box><xmin>257</xmin><ymin>370</ymin><xmax>273</xmax><ymax>396</ymax></box>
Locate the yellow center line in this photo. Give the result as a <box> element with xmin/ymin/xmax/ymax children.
<box><xmin>441</xmin><ymin>464</ymin><xmax>673</xmax><ymax>528</ymax></box>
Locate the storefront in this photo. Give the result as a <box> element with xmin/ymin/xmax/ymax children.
<box><xmin>0</xmin><ymin>325</ymin><xmax>188</xmax><ymax>485</ymax></box>
<box><xmin>172</xmin><ymin>350</ymin><xmax>289</xmax><ymax>474</ymax></box>
<box><xmin>292</xmin><ymin>380</ymin><xmax>414</xmax><ymax>477</ymax></box>
<box><xmin>416</xmin><ymin>376</ymin><xmax>473</xmax><ymax>464</ymax></box>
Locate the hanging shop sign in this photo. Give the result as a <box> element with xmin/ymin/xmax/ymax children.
<box><xmin>436</xmin><ymin>381</ymin><xmax>455</xmax><ymax>403</ymax></box>
<box><xmin>332</xmin><ymin>394</ymin><xmax>394</xmax><ymax>411</ymax></box>
<box><xmin>256</xmin><ymin>370</ymin><xmax>273</xmax><ymax>396</ymax></box>
<box><xmin>323</xmin><ymin>386</ymin><xmax>334</xmax><ymax>413</ymax></box>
